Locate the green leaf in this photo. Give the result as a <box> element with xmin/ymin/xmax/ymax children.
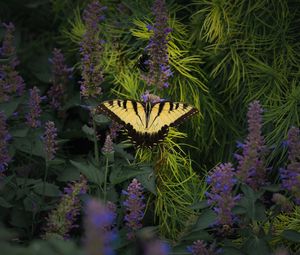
<box><xmin>181</xmin><ymin>229</ymin><xmax>212</xmax><ymax>241</ymax></box>
<box><xmin>23</xmin><ymin>193</ymin><xmax>42</xmax><ymax>212</ymax></box>
<box><xmin>70</xmin><ymin>160</ymin><xmax>103</xmax><ymax>185</ymax></box>
<box><xmin>222</xmin><ymin>247</ymin><xmax>244</xmax><ymax>255</ymax></box>
<box><xmin>136</xmin><ymin>167</ymin><xmax>156</xmax><ymax>195</ymax></box>
<box><xmin>244</xmin><ymin>237</ymin><xmax>270</xmax><ymax>255</ymax></box>
<box><xmin>10</xmin><ymin>208</ymin><xmax>31</xmax><ymax>228</ymax></box>
<box><xmin>281</xmin><ymin>230</ymin><xmax>300</xmax><ymax>243</ymax></box>
<box><xmin>110</xmin><ymin>164</ymin><xmax>151</xmax><ymax>184</ymax></box>
<box><xmin>94</xmin><ymin>114</ymin><xmax>111</xmax><ymax>125</ymax></box>
<box><xmin>10</xmin><ymin>127</ymin><xmax>29</xmax><ymax>137</ymax></box>
<box><xmin>196</xmin><ymin>209</ymin><xmax>217</xmax><ymax>229</ymax></box>
<box><xmin>261</xmin><ymin>184</ymin><xmax>281</xmax><ymax>192</ymax></box>
<box><xmin>56</xmin><ymin>166</ymin><xmax>81</xmax><ymax>182</ymax></box>
<box><xmin>13</xmin><ymin>136</ymin><xmax>45</xmax><ymax>157</ymax></box>
<box><xmin>190</xmin><ymin>200</ymin><xmax>209</xmax><ymax>210</ymax></box>
<box><xmin>0</xmin><ymin>197</ymin><xmax>12</xmax><ymax>208</ymax></box>
<box><xmin>0</xmin><ymin>97</ymin><xmax>23</xmax><ymax>117</ymax></box>
<box><xmin>82</xmin><ymin>124</ymin><xmax>95</xmax><ymax>139</ymax></box>
<box><xmin>33</xmin><ymin>183</ymin><xmax>61</xmax><ymax>197</ymax></box>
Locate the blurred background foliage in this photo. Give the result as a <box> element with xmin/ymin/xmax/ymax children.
<box><xmin>1</xmin><ymin>0</ymin><xmax>300</xmax><ymax>254</ymax></box>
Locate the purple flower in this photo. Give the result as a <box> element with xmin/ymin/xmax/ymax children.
<box><xmin>43</xmin><ymin>176</ymin><xmax>88</xmax><ymax>239</ymax></box>
<box><xmin>26</xmin><ymin>87</ymin><xmax>43</xmax><ymax>128</ymax></box>
<box><xmin>123</xmin><ymin>178</ymin><xmax>145</xmax><ymax>240</ymax></box>
<box><xmin>79</xmin><ymin>1</ymin><xmax>106</xmax><ymax>98</ymax></box>
<box><xmin>280</xmin><ymin>127</ymin><xmax>300</xmax><ymax>205</ymax></box>
<box><xmin>43</xmin><ymin>121</ymin><xmax>58</xmax><ymax>160</ymax></box>
<box><xmin>187</xmin><ymin>240</ymin><xmax>216</xmax><ymax>255</ymax></box>
<box><xmin>236</xmin><ymin>101</ymin><xmax>266</xmax><ymax>189</ymax></box>
<box><xmin>142</xmin><ymin>0</ymin><xmax>172</xmax><ymax>89</ymax></box>
<box><xmin>0</xmin><ymin>22</ymin><xmax>25</xmax><ymax>102</ymax></box>
<box><xmin>47</xmin><ymin>48</ymin><xmax>72</xmax><ymax>110</ymax></box>
<box><xmin>0</xmin><ymin>112</ymin><xmax>11</xmax><ymax>174</ymax></box>
<box><xmin>109</xmin><ymin>121</ymin><xmax>123</xmax><ymax>140</ymax></box>
<box><xmin>84</xmin><ymin>199</ymin><xmax>116</xmax><ymax>255</ymax></box>
<box><xmin>144</xmin><ymin>239</ymin><xmax>170</xmax><ymax>255</ymax></box>
<box><xmin>141</xmin><ymin>90</ymin><xmax>162</xmax><ymax>103</ymax></box>
<box><xmin>102</xmin><ymin>134</ymin><xmax>114</xmax><ymax>154</ymax></box>
<box><xmin>206</xmin><ymin>163</ymin><xmax>239</xmax><ymax>227</ymax></box>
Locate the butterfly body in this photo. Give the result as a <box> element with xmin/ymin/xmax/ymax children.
<box><xmin>97</xmin><ymin>99</ymin><xmax>198</xmax><ymax>147</ymax></box>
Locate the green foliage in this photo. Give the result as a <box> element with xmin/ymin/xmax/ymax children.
<box><xmin>1</xmin><ymin>0</ymin><xmax>300</xmax><ymax>254</ymax></box>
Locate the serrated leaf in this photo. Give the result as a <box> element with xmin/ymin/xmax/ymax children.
<box><xmin>33</xmin><ymin>183</ymin><xmax>61</xmax><ymax>197</ymax></box>
<box><xmin>281</xmin><ymin>230</ymin><xmax>300</xmax><ymax>242</ymax></box>
<box><xmin>196</xmin><ymin>209</ymin><xmax>217</xmax><ymax>229</ymax></box>
<box><xmin>70</xmin><ymin>160</ymin><xmax>103</xmax><ymax>185</ymax></box>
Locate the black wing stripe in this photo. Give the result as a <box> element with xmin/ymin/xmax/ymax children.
<box><xmin>117</xmin><ymin>100</ymin><xmax>122</xmax><ymax>107</ymax></box>
<box><xmin>169</xmin><ymin>102</ymin><xmax>174</xmax><ymax>112</ymax></box>
<box><xmin>148</xmin><ymin>102</ymin><xmax>166</xmax><ymax>129</ymax></box>
<box><xmin>123</xmin><ymin>100</ymin><xmax>127</xmax><ymax>109</ymax></box>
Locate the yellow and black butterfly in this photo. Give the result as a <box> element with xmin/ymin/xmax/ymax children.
<box><xmin>96</xmin><ymin>99</ymin><xmax>198</xmax><ymax>147</ymax></box>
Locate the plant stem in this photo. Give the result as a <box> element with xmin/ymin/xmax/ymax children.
<box><xmin>92</xmin><ymin>117</ymin><xmax>100</xmax><ymax>166</ymax></box>
<box><xmin>103</xmin><ymin>156</ymin><xmax>109</xmax><ymax>202</ymax></box>
<box><xmin>43</xmin><ymin>160</ymin><xmax>49</xmax><ymax>201</ymax></box>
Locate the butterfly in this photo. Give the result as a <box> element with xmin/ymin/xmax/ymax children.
<box><xmin>96</xmin><ymin>99</ymin><xmax>198</xmax><ymax>148</ymax></box>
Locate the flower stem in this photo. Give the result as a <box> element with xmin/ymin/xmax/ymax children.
<box><xmin>92</xmin><ymin>117</ymin><xmax>100</xmax><ymax>166</ymax></box>
<box><xmin>103</xmin><ymin>156</ymin><xmax>109</xmax><ymax>202</ymax></box>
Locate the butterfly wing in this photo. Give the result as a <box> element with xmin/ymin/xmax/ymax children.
<box><xmin>96</xmin><ymin>99</ymin><xmax>146</xmax><ymax>133</ymax></box>
<box><xmin>144</xmin><ymin>101</ymin><xmax>199</xmax><ymax>145</ymax></box>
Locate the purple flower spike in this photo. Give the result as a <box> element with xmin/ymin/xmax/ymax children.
<box><xmin>84</xmin><ymin>199</ymin><xmax>116</xmax><ymax>255</ymax></box>
<box><xmin>26</xmin><ymin>86</ymin><xmax>43</xmax><ymax>128</ymax></box>
<box><xmin>236</xmin><ymin>101</ymin><xmax>266</xmax><ymax>189</ymax></box>
<box><xmin>144</xmin><ymin>239</ymin><xmax>170</xmax><ymax>255</ymax></box>
<box><xmin>43</xmin><ymin>176</ymin><xmax>88</xmax><ymax>239</ymax></box>
<box><xmin>0</xmin><ymin>22</ymin><xmax>25</xmax><ymax>102</ymax></box>
<box><xmin>187</xmin><ymin>240</ymin><xmax>216</xmax><ymax>255</ymax></box>
<box><xmin>123</xmin><ymin>178</ymin><xmax>145</xmax><ymax>240</ymax></box>
<box><xmin>80</xmin><ymin>1</ymin><xmax>106</xmax><ymax>98</ymax></box>
<box><xmin>142</xmin><ymin>0</ymin><xmax>172</xmax><ymax>89</ymax></box>
<box><xmin>0</xmin><ymin>112</ymin><xmax>11</xmax><ymax>174</ymax></box>
<box><xmin>206</xmin><ymin>163</ymin><xmax>239</xmax><ymax>227</ymax></box>
<box><xmin>141</xmin><ymin>90</ymin><xmax>162</xmax><ymax>103</ymax></box>
<box><xmin>102</xmin><ymin>134</ymin><xmax>114</xmax><ymax>154</ymax></box>
<box><xmin>280</xmin><ymin>127</ymin><xmax>300</xmax><ymax>205</ymax></box>
<box><xmin>47</xmin><ymin>48</ymin><xmax>72</xmax><ymax>110</ymax></box>
<box><xmin>43</xmin><ymin>121</ymin><xmax>58</xmax><ymax>160</ymax></box>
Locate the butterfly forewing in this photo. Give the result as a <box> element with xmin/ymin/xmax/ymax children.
<box><xmin>99</xmin><ymin>100</ymin><xmax>146</xmax><ymax>133</ymax></box>
<box><xmin>148</xmin><ymin>101</ymin><xmax>198</xmax><ymax>130</ymax></box>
